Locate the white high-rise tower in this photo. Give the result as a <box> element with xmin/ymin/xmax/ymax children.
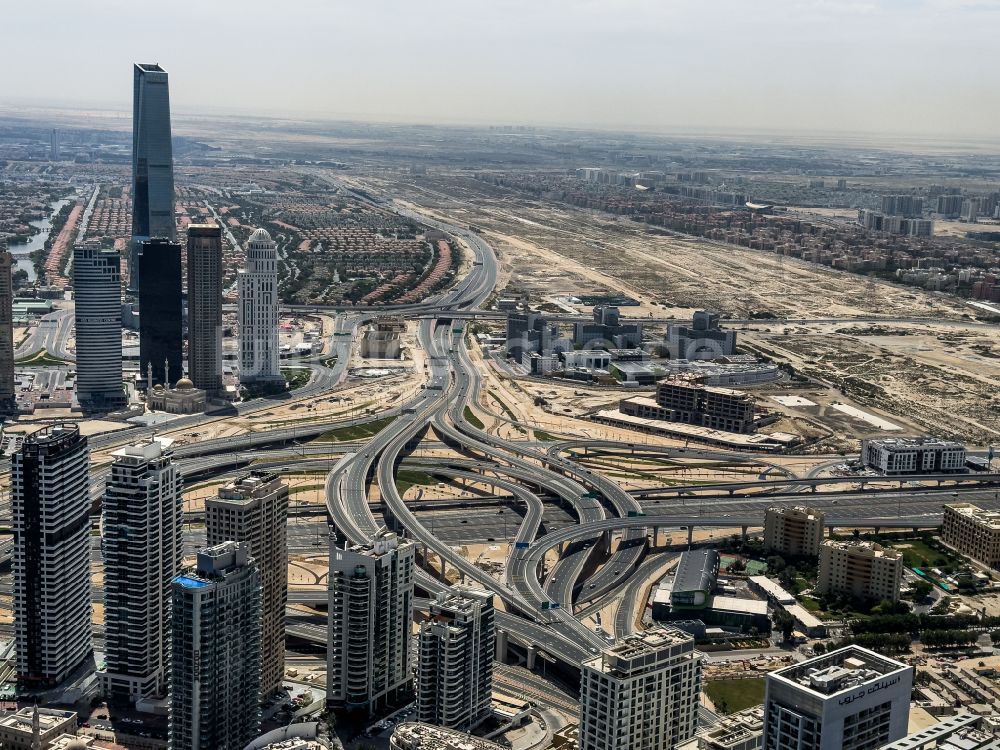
<box><xmin>327</xmin><ymin>529</ymin><xmax>414</xmax><ymax>716</ymax></box>
<box><xmin>237</xmin><ymin>228</ymin><xmax>281</xmax><ymax>384</ymax></box>
<box><xmin>417</xmin><ymin>588</ymin><xmax>495</xmax><ymax>731</ymax></box>
<box><xmin>100</xmin><ymin>437</ymin><xmax>182</xmax><ymax>702</ymax></box>
<box><xmin>13</xmin><ymin>424</ymin><xmax>94</xmax><ymax>687</ymax></box>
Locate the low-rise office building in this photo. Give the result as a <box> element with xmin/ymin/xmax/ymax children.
<box><xmin>653</xmin><ymin>377</ymin><xmax>757</xmax><ymax>433</ymax></box>
<box><xmin>609</xmin><ymin>361</ymin><xmax>658</xmax><ymax>384</ymax></box>
<box><xmin>817</xmin><ymin>540</ymin><xmax>903</xmax><ymax>603</ymax></box>
<box><xmin>861</xmin><ymin>437</ymin><xmax>966</xmax><ymax>475</ymax></box>
<box><xmin>764</xmin><ymin>506</ymin><xmax>825</xmax><ymax>558</ymax></box>
<box><xmin>878</xmin><ymin>713</ymin><xmax>1000</xmax><ymax>750</ymax></box>
<box><xmin>763</xmin><ymin>646</ymin><xmax>913</xmax><ymax>750</ymax></box>
<box><xmin>941</xmin><ymin>503</ymin><xmax>1000</xmax><ymax>569</ymax></box>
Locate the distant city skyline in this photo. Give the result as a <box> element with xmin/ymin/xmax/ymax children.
<box><xmin>3</xmin><ymin>0</ymin><xmax>1000</xmax><ymax>138</ymax></box>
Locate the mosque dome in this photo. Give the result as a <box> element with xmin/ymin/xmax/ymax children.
<box><xmin>248</xmin><ymin>227</ymin><xmax>272</xmax><ymax>243</ymax></box>
<box><xmin>63</xmin><ymin>742</ymin><xmax>90</xmax><ymax>750</ymax></box>
<box><xmin>175</xmin><ymin>377</ymin><xmax>194</xmax><ymax>390</ymax></box>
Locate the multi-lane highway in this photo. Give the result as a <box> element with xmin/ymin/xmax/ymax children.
<box><xmin>12</xmin><ymin>180</ymin><xmax>1000</xmax><ymax>708</ymax></box>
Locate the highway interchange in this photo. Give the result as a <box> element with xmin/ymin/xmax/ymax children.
<box><xmin>5</xmin><ymin>190</ymin><xmax>1000</xmax><ymax>709</ymax></box>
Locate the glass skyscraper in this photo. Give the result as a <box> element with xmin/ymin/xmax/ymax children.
<box><xmin>138</xmin><ymin>238</ymin><xmax>182</xmax><ymax>387</ymax></box>
<box><xmin>130</xmin><ymin>63</ymin><xmax>175</xmax><ymax>292</ymax></box>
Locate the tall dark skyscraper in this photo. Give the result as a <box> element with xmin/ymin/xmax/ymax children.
<box><xmin>130</xmin><ymin>63</ymin><xmax>175</xmax><ymax>293</ymax></box>
<box><xmin>138</xmin><ymin>238</ymin><xmax>182</xmax><ymax>387</ymax></box>
<box><xmin>186</xmin><ymin>222</ymin><xmax>224</xmax><ymax>394</ymax></box>
<box><xmin>13</xmin><ymin>424</ymin><xmax>93</xmax><ymax>687</ymax></box>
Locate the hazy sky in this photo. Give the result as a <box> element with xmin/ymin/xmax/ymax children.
<box><xmin>5</xmin><ymin>0</ymin><xmax>1000</xmax><ymax>136</ymax></box>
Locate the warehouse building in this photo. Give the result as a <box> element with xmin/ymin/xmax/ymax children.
<box><xmin>670</xmin><ymin>549</ymin><xmax>720</xmax><ymax>609</ymax></box>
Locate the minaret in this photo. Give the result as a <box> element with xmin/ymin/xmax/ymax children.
<box><xmin>164</xmin><ymin>357</ymin><xmax>170</xmax><ymax>390</ymax></box>
<box><xmin>147</xmin><ymin>361</ymin><xmax>154</xmax><ymax>392</ymax></box>
<box><xmin>31</xmin><ymin>704</ymin><xmax>40</xmax><ymax>750</ymax></box>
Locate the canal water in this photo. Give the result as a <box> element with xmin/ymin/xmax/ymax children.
<box><xmin>7</xmin><ymin>198</ymin><xmax>71</xmax><ymax>282</ymax></box>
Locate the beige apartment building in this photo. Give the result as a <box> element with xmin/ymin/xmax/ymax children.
<box><xmin>942</xmin><ymin>503</ymin><xmax>1000</xmax><ymax>568</ymax></box>
<box><xmin>764</xmin><ymin>506</ymin><xmax>825</xmax><ymax>557</ymax></box>
<box><xmin>817</xmin><ymin>540</ymin><xmax>903</xmax><ymax>602</ymax></box>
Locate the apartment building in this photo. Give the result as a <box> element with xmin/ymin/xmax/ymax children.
<box><xmin>941</xmin><ymin>503</ymin><xmax>1000</xmax><ymax>568</ymax></box>
<box><xmin>579</xmin><ymin>627</ymin><xmax>702</xmax><ymax>750</ymax></box>
<box><xmin>12</xmin><ymin>424</ymin><xmax>93</xmax><ymax>687</ymax></box>
<box><xmin>817</xmin><ymin>541</ymin><xmax>903</xmax><ymax>603</ymax></box>
<box><xmin>764</xmin><ymin>506</ymin><xmax>826</xmax><ymax>558</ymax></box>
<box><xmin>417</xmin><ymin>588</ymin><xmax>495</xmax><ymax>732</ymax></box>
<box><xmin>206</xmin><ymin>471</ymin><xmax>289</xmax><ymax>698</ymax></box>
<box><xmin>327</xmin><ymin>530</ymin><xmax>415</xmax><ymax>716</ymax></box>
<box><xmin>678</xmin><ymin>706</ymin><xmax>765</xmax><ymax>750</ymax></box>
<box><xmin>101</xmin><ymin>438</ymin><xmax>182</xmax><ymax>702</ymax></box>
<box><xmin>170</xmin><ymin>542</ymin><xmax>262</xmax><ymax>750</ymax></box>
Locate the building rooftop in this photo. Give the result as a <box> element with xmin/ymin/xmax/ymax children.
<box><xmin>769</xmin><ymin>505</ymin><xmax>824</xmax><ymax>521</ymax></box>
<box><xmin>660</xmin><ymin>375</ymin><xmax>748</xmax><ymax>397</ymax></box>
<box><xmin>783</xmin><ymin>603</ymin><xmax>824</xmax><ymax>630</ymax></box>
<box><xmin>215</xmin><ymin>471</ymin><xmax>284</xmax><ymax>504</ymax></box>
<box><xmin>585</xmin><ymin>627</ymin><xmax>695</xmax><ymax>677</ymax></box>
<box><xmin>340</xmin><ymin>528</ymin><xmax>408</xmax><ymax>558</ymax></box>
<box><xmin>0</xmin><ymin>707</ymin><xmax>77</xmax><ymax>734</ymax></box>
<box><xmin>186</xmin><ymin>222</ymin><xmax>220</xmax><ymax>232</ymax></box>
<box><xmin>611</xmin><ymin>361</ymin><xmax>656</xmax><ymax>373</ymax></box>
<box><xmin>865</xmin><ymin>436</ymin><xmax>964</xmax><ymax>450</ymax></box>
<box><xmin>391</xmin><ymin>722</ymin><xmax>507</xmax><ymax>750</ymax></box>
<box><xmin>748</xmin><ymin>576</ymin><xmax>796</xmax><ymax>605</ymax></box>
<box><xmin>822</xmin><ymin>540</ymin><xmax>902</xmax><ymax>560</ymax></box>
<box><xmin>429</xmin><ymin>586</ymin><xmax>493</xmax><ymax>614</ymax></box>
<box><xmin>770</xmin><ymin>645</ymin><xmax>910</xmax><ymax>697</ymax></box>
<box><xmin>49</xmin><ymin>736</ymin><xmax>94</xmax><ymax>750</ymax></box>
<box><xmin>111</xmin><ymin>436</ymin><xmax>173</xmax><ymax>462</ymax></box>
<box><xmin>881</xmin><ymin>714</ymin><xmax>1000</xmax><ymax>750</ymax></box>
<box><xmin>695</xmin><ymin>705</ymin><xmax>765</xmax><ymax>750</ymax></box>
<box><xmin>674</xmin><ymin>548</ymin><xmax>720</xmax><ymax>595</ymax></box>
<box><xmin>711</xmin><ymin>595</ymin><xmax>768</xmax><ymax>616</ymax></box>
<box><xmin>249</xmin><ymin>227</ymin><xmax>273</xmax><ymax>244</ymax></box>
<box><xmin>136</xmin><ymin>62</ymin><xmax>165</xmax><ymax>72</ymax></box>
<box><xmin>22</xmin><ymin>422</ymin><xmax>80</xmax><ymax>446</ymax></box>
<box><xmin>945</xmin><ymin>503</ymin><xmax>1000</xmax><ymax>529</ymax></box>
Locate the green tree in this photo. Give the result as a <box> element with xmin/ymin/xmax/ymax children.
<box><xmin>907</xmin><ymin>580</ymin><xmax>933</xmax><ymax>601</ymax></box>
